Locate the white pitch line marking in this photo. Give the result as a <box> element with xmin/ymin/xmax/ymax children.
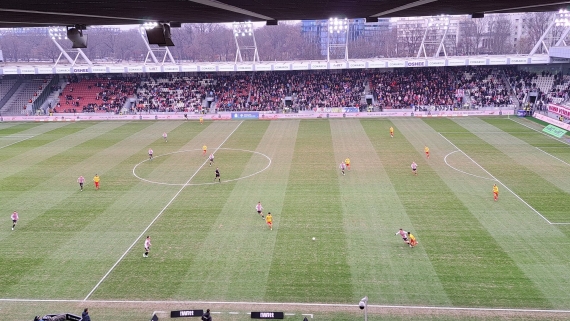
<box><xmin>443</xmin><ymin>150</ymin><xmax>495</xmax><ymax>181</ymax></box>
<box><xmin>285</xmin><ymin>313</ymin><xmax>296</xmax><ymax>315</ymax></box>
<box><xmin>2</xmin><ymin>298</ymin><xmax>570</xmax><ymax>314</ymax></box>
<box><xmin>228</xmin><ymin>312</ymin><xmax>239</xmax><ymax>314</ymax></box>
<box><xmin>83</xmin><ymin>121</ymin><xmax>243</xmax><ymax>300</ymax></box>
<box><xmin>438</xmin><ymin>132</ymin><xmax>553</xmax><ymax>225</ymax></box>
<box><xmin>302</xmin><ymin>314</ymin><xmax>314</xmax><ymax>318</ymax></box>
<box><xmin>132</xmin><ymin>148</ymin><xmax>272</xmax><ymax>186</ymax></box>
<box><xmin>0</xmin><ymin>135</ymin><xmax>35</xmax><ymax>149</ymax></box>
<box><xmin>535</xmin><ymin>147</ymin><xmax>570</xmax><ymax>167</ymax></box>
<box><xmin>509</xmin><ymin>118</ymin><xmax>570</xmax><ymax>146</ymax></box>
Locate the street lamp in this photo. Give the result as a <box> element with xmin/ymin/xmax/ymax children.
<box><xmin>359</xmin><ymin>296</ymin><xmax>368</xmax><ymax>321</ymax></box>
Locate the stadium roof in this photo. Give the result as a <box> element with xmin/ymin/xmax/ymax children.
<box><xmin>0</xmin><ymin>0</ymin><xmax>566</xmax><ymax>28</ymax></box>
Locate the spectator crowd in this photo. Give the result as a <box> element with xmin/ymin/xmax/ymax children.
<box><xmin>51</xmin><ymin>66</ymin><xmax>570</xmax><ymax>115</ymax></box>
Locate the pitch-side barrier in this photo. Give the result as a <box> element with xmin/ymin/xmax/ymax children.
<box><xmin>0</xmin><ymin>110</ymin><xmax>513</xmax><ymax>122</ymax></box>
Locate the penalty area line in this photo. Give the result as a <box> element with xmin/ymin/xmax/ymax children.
<box><xmin>535</xmin><ymin>147</ymin><xmax>570</xmax><ymax>168</ymax></box>
<box><xmin>2</xmin><ymin>298</ymin><xmax>570</xmax><ymax>314</ymax></box>
<box><xmin>83</xmin><ymin>121</ymin><xmax>243</xmax><ymax>301</ymax></box>
<box><xmin>509</xmin><ymin>118</ymin><xmax>570</xmax><ymax>146</ymax></box>
<box><xmin>438</xmin><ymin>132</ymin><xmax>553</xmax><ymax>225</ymax></box>
<box><xmin>0</xmin><ymin>135</ymin><xmax>35</xmax><ymax>149</ymax></box>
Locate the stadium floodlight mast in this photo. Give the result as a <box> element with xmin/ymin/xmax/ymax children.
<box><xmin>233</xmin><ymin>21</ymin><xmax>260</xmax><ymax>63</ymax></box>
<box><xmin>326</xmin><ymin>17</ymin><xmax>350</xmax><ymax>62</ymax></box>
<box><xmin>139</xmin><ymin>22</ymin><xmax>176</xmax><ymax>65</ymax></box>
<box><xmin>358</xmin><ymin>296</ymin><xmax>368</xmax><ymax>321</ymax></box>
<box><xmin>417</xmin><ymin>14</ymin><xmax>450</xmax><ymax>58</ymax></box>
<box><xmin>530</xmin><ymin>9</ymin><xmax>570</xmax><ymax>55</ymax></box>
<box><xmin>48</xmin><ymin>26</ymin><xmax>92</xmax><ymax>67</ymax></box>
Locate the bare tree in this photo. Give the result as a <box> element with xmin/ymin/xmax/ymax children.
<box><xmin>519</xmin><ymin>12</ymin><xmax>557</xmax><ymax>54</ymax></box>
<box><xmin>487</xmin><ymin>15</ymin><xmax>512</xmax><ymax>54</ymax></box>
<box><xmin>0</xmin><ymin>33</ymin><xmax>24</xmax><ymax>62</ymax></box>
<box><xmin>457</xmin><ymin>17</ymin><xmax>486</xmax><ymax>55</ymax></box>
<box><xmin>397</xmin><ymin>23</ymin><xmax>425</xmax><ymax>57</ymax></box>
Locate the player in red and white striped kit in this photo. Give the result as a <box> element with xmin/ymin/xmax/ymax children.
<box><xmin>339</xmin><ymin>162</ymin><xmax>346</xmax><ymax>176</ymax></box>
<box><xmin>143</xmin><ymin>236</ymin><xmax>151</xmax><ymax>257</ymax></box>
<box><xmin>395</xmin><ymin>228</ymin><xmax>408</xmax><ymax>243</ymax></box>
<box><xmin>11</xmin><ymin>211</ymin><xmax>19</xmax><ymax>231</ymax></box>
<box><xmin>256</xmin><ymin>202</ymin><xmax>264</xmax><ymax>219</ymax></box>
<box><xmin>77</xmin><ymin>176</ymin><xmax>85</xmax><ymax>191</ymax></box>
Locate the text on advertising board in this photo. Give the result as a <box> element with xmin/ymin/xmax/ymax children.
<box><xmin>406</xmin><ymin>61</ymin><xmax>425</xmax><ymax>67</ymax></box>
<box><xmin>251</xmin><ymin>312</ymin><xmax>285</xmax><ymax>319</ymax></box>
<box><xmin>548</xmin><ymin>104</ymin><xmax>570</xmax><ymax>117</ymax></box>
<box><xmin>231</xmin><ymin>112</ymin><xmax>259</xmax><ymax>119</ymax></box>
<box><xmin>73</xmin><ymin>68</ymin><xmax>90</xmax><ymax>73</ymax></box>
<box><xmin>542</xmin><ymin>124</ymin><xmax>567</xmax><ymax>138</ymax></box>
<box><xmin>170</xmin><ymin>310</ymin><xmax>204</xmax><ymax>318</ymax></box>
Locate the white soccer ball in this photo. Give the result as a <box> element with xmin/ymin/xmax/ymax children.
<box><xmin>312</xmin><ymin>237</ymin><xmax>316</xmax><ymax>241</ymax></box>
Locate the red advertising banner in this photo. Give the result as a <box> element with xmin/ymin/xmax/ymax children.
<box><xmin>548</xmin><ymin>104</ymin><xmax>570</xmax><ymax>117</ymax></box>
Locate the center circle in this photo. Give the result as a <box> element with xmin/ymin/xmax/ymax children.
<box><xmin>132</xmin><ymin>148</ymin><xmax>272</xmax><ymax>186</ymax></box>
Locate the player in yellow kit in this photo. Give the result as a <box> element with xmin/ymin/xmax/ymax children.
<box><xmin>424</xmin><ymin>146</ymin><xmax>430</xmax><ymax>159</ymax></box>
<box><xmin>203</xmin><ymin>145</ymin><xmax>207</xmax><ymax>155</ymax></box>
<box><xmin>390</xmin><ymin>126</ymin><xmax>394</xmax><ymax>138</ymax></box>
<box><xmin>265</xmin><ymin>212</ymin><xmax>273</xmax><ymax>230</ymax></box>
<box><xmin>493</xmin><ymin>184</ymin><xmax>499</xmax><ymax>201</ymax></box>
<box><xmin>344</xmin><ymin>158</ymin><xmax>351</xmax><ymax>171</ymax></box>
<box><xmin>93</xmin><ymin>174</ymin><xmax>100</xmax><ymax>190</ymax></box>
<box><xmin>407</xmin><ymin>232</ymin><xmax>418</xmax><ymax>248</ymax></box>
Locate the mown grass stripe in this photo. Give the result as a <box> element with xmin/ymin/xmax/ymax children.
<box><xmin>445</xmin><ymin>118</ymin><xmax>570</xmax><ymax>223</ymax></box>
<box><xmin>266</xmin><ymin>120</ymin><xmax>352</xmax><ymax>303</ymax></box>
<box><xmin>173</xmin><ymin>120</ymin><xmax>299</xmax><ymax>302</ymax></box>
<box><xmin>0</xmin><ymin>122</ymin><xmax>160</xmax><ymax>298</ymax></box>
<box><xmin>91</xmin><ymin>121</ymin><xmax>269</xmax><ymax>300</ymax></box>
<box><xmin>331</xmin><ymin>119</ymin><xmax>451</xmax><ymax>306</ymax></box>
<box><xmin>361</xmin><ymin>117</ymin><xmax>551</xmax><ymax>308</ymax></box>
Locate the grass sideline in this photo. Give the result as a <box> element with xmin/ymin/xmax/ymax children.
<box><xmin>0</xmin><ymin>117</ymin><xmax>569</xmax><ymax>321</ymax></box>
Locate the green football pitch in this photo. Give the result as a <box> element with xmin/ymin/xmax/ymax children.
<box><xmin>1</xmin><ymin>117</ymin><xmax>570</xmax><ymax>321</ymax></box>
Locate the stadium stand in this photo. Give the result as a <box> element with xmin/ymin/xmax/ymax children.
<box><xmin>370</xmin><ymin>68</ymin><xmax>460</xmax><ymax>111</ymax></box>
<box><xmin>0</xmin><ymin>77</ymin><xmax>52</xmax><ymax>115</ymax></box>
<box><xmin>459</xmin><ymin>67</ymin><xmax>512</xmax><ymax>108</ymax></box>
<box><xmin>56</xmin><ymin>76</ymin><xmax>139</xmax><ymax>113</ymax></box>
<box><xmin>0</xmin><ymin>66</ymin><xmax>550</xmax><ymax>116</ymax></box>
<box><xmin>136</xmin><ymin>76</ymin><xmax>206</xmax><ymax>113</ymax></box>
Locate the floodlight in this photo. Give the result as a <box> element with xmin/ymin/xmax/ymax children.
<box><xmin>233</xmin><ymin>21</ymin><xmax>254</xmax><ymax>37</ymax></box>
<box><xmin>556</xmin><ymin>10</ymin><xmax>570</xmax><ymax>27</ymax></box>
<box><xmin>49</xmin><ymin>26</ymin><xmax>65</xmax><ymax>40</ymax></box>
<box><xmin>327</xmin><ymin>18</ymin><xmax>348</xmax><ymax>33</ymax></box>
<box><xmin>142</xmin><ymin>22</ymin><xmax>159</xmax><ymax>30</ymax></box>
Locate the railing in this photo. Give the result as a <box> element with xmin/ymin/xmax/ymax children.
<box><xmin>0</xmin><ymin>77</ymin><xmax>23</xmax><ymax>110</ymax></box>
<box><xmin>31</xmin><ymin>75</ymin><xmax>59</xmax><ymax>114</ymax></box>
<box><xmin>499</xmin><ymin>69</ymin><xmax>520</xmax><ymax>109</ymax></box>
